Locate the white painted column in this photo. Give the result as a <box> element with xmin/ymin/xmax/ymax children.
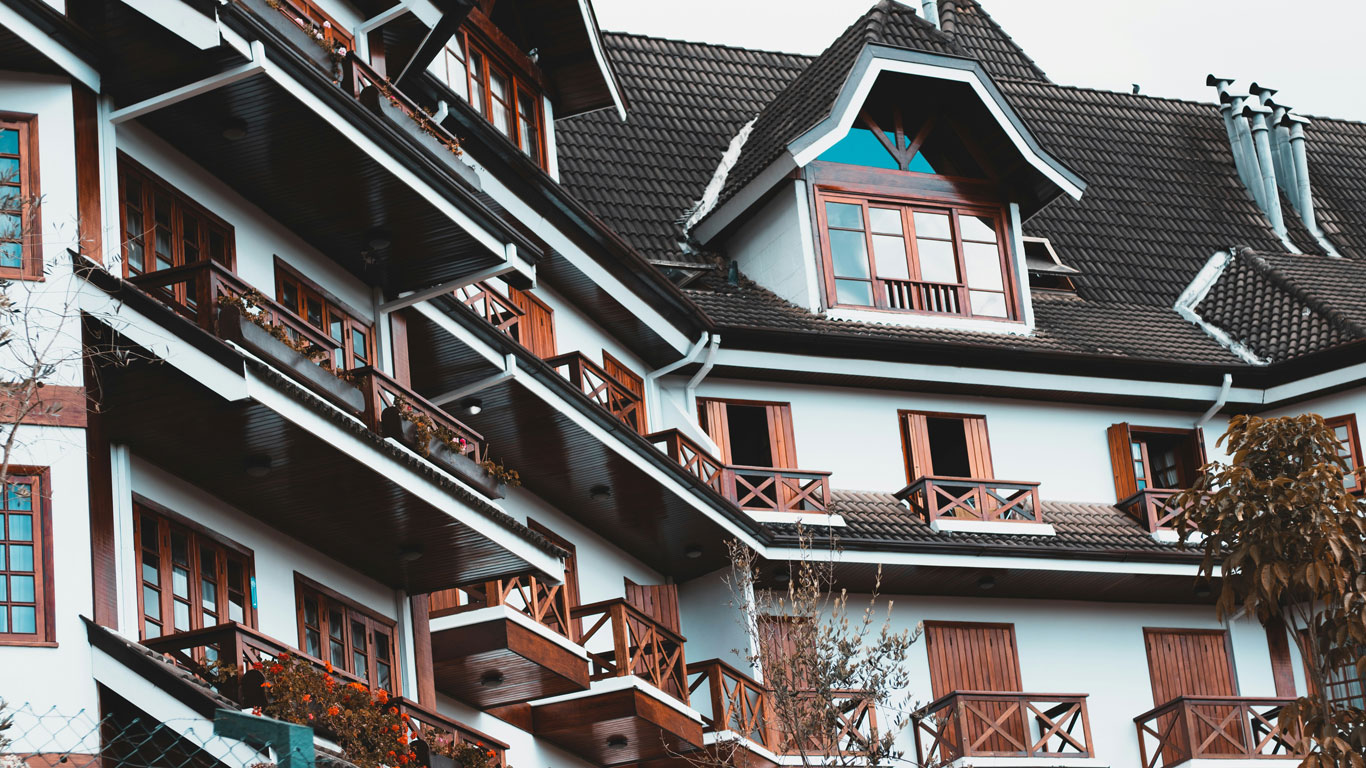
<box><xmin>110</xmin><ymin>443</ymin><xmax>138</xmax><ymax>638</ymax></box>
<box><xmin>397</xmin><ymin>591</ymin><xmax>420</xmax><ymax>697</ymax></box>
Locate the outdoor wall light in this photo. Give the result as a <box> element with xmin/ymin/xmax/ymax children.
<box><xmin>221</xmin><ymin>118</ymin><xmax>248</xmax><ymax>140</ymax></box>
<box><xmin>605</xmin><ymin>736</ymin><xmax>628</xmax><ymax>749</ymax></box>
<box><xmin>977</xmin><ymin>574</ymin><xmax>996</xmax><ymax>591</ymax></box>
<box><xmin>367</xmin><ymin>228</ymin><xmax>392</xmax><ymax>250</ymax></box>
<box><xmin>460</xmin><ymin>397</ymin><xmax>483</xmax><ymax>416</ymax></box>
<box><xmin>398</xmin><ymin>545</ymin><xmax>423</xmax><ymax>563</ymax></box>
<box><xmin>589</xmin><ymin>484</ymin><xmax>612</xmax><ymax>501</ymax></box>
<box><xmin>244</xmin><ymin>455</ymin><xmax>273</xmax><ymax>478</ymax></box>
<box><xmin>480</xmin><ymin>671</ymin><xmax>505</xmax><ymax>687</ymax></box>
<box><xmin>684</xmin><ymin>544</ymin><xmax>703</xmax><ymax>559</ymax></box>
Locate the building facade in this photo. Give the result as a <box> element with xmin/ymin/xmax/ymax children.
<box><xmin>0</xmin><ymin>0</ymin><xmax>1361</xmax><ymax>766</ymax></box>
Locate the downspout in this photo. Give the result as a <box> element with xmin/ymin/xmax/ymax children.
<box><xmin>685</xmin><ymin>334</ymin><xmax>722</xmax><ymax>416</ymax></box>
<box><xmin>644</xmin><ymin>332</ymin><xmax>710</xmax><ymax>432</ymax></box>
<box><xmin>1286</xmin><ymin>114</ymin><xmax>1344</xmax><ymax>258</ymax></box>
<box><xmin>1196</xmin><ymin>373</ymin><xmax>1234</xmax><ymax>427</ymax></box>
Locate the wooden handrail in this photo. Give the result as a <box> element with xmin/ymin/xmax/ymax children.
<box><xmin>572</xmin><ymin>598</ymin><xmax>689</xmax><ymax>704</ymax></box>
<box><xmin>429</xmin><ymin>573</ymin><xmax>574</xmax><ymax>639</ymax></box>
<box><xmin>724</xmin><ymin>466</ymin><xmax>832</xmax><ymax>514</ymax></box>
<box><xmin>897</xmin><ymin>476</ymin><xmax>1043</xmax><ymax>524</ymax></box>
<box><xmin>649</xmin><ymin>429</ymin><xmax>727</xmax><ymax>495</ymax></box>
<box><xmin>1133</xmin><ymin>696</ymin><xmax>1304</xmax><ymax>767</ymax></box>
<box><xmin>1119</xmin><ymin>488</ymin><xmax>1191</xmax><ymax>532</ymax></box>
<box><xmin>350</xmin><ymin>365</ymin><xmax>486</xmax><ymax>463</ymax></box>
<box><xmin>913</xmin><ymin>690</ymin><xmax>1093</xmax><ymax>762</ymax></box>
<box><xmin>454</xmin><ymin>282</ymin><xmax>525</xmax><ymax>340</ymax></box>
<box><xmin>546</xmin><ymin>352</ymin><xmax>645</xmax><ymax>433</ymax></box>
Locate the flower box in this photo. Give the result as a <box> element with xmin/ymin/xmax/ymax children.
<box><xmin>240</xmin><ymin>0</ymin><xmax>345</xmax><ymax>79</ymax></box>
<box><xmin>381</xmin><ymin>407</ymin><xmax>504</xmax><ymax>499</ymax></box>
<box><xmin>357</xmin><ymin>85</ymin><xmax>483</xmax><ymax>191</ymax></box>
<box><xmin>218</xmin><ymin>304</ymin><xmax>366</xmax><ymax>415</ymax></box>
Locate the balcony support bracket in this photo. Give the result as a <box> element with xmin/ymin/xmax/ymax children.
<box><xmin>428</xmin><ymin>352</ymin><xmax>516</xmax><ymax>406</ymax></box>
<box><xmin>109</xmin><ymin>40</ymin><xmax>268</xmax><ymax>125</ymax></box>
<box><xmin>379</xmin><ymin>260</ymin><xmax>524</xmax><ymax>314</ymax></box>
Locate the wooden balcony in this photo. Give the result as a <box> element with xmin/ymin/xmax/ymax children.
<box><xmin>1134</xmin><ymin>697</ymin><xmax>1304</xmax><ymax>768</ymax></box>
<box><xmin>897</xmin><ymin>476</ymin><xmax>1043</xmax><ymax>526</ymax></box>
<box><xmin>142</xmin><ymin>622</ymin><xmax>508</xmax><ymax>766</ymax></box>
<box><xmin>530</xmin><ymin>599</ymin><xmax>702</xmax><ymax>766</ymax></box>
<box><xmin>913</xmin><ymin>691</ymin><xmax>1093</xmax><ymax>764</ymax></box>
<box><xmin>883</xmin><ymin>278</ymin><xmax>963</xmax><ymax>315</ymax></box>
<box><xmin>649</xmin><ymin>430</ymin><xmax>832</xmax><ymax>515</ymax></box>
<box><xmin>547</xmin><ymin>352</ymin><xmax>645</xmax><ymax>434</ymax></box>
<box><xmin>688</xmin><ymin>658</ymin><xmax>777</xmax><ymax>762</ymax></box>
<box><xmin>1120</xmin><ymin>488</ymin><xmax>1191</xmax><ymax>533</ymax></box>
<box><xmin>426</xmin><ymin>577</ymin><xmax>590</xmax><ymax>708</ymax></box>
<box><xmin>454</xmin><ymin>282</ymin><xmax>525</xmax><ymax>343</ymax></box>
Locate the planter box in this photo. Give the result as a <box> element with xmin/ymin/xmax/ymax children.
<box><xmin>382</xmin><ymin>408</ymin><xmax>503</xmax><ymax>499</ymax></box>
<box><xmin>359</xmin><ymin>86</ymin><xmax>483</xmax><ymax>191</ymax></box>
<box><xmin>219</xmin><ymin>305</ymin><xmax>366</xmax><ymax>415</ymax></box>
<box><xmin>239</xmin><ymin>0</ymin><xmax>344</xmax><ymax>79</ymax></box>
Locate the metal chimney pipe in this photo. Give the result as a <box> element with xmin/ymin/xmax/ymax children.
<box><xmin>1267</xmin><ymin>100</ymin><xmax>1299</xmax><ymax>213</ymax></box>
<box><xmin>1229</xmin><ymin>95</ymin><xmax>1265</xmax><ymax>209</ymax></box>
<box><xmin>1245</xmin><ymin>103</ymin><xmax>1286</xmax><ymax>237</ymax></box>
<box><xmin>1286</xmin><ymin>115</ymin><xmax>1317</xmax><ymax>236</ymax></box>
<box><xmin>921</xmin><ymin>0</ymin><xmax>940</xmax><ymax>27</ymax></box>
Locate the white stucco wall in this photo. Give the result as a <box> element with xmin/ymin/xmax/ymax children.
<box><xmin>725</xmin><ymin>180</ymin><xmax>821</xmax><ymax>313</ymax></box>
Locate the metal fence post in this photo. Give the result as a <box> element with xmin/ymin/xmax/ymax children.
<box><xmin>213</xmin><ymin>708</ymin><xmax>315</xmax><ymax>768</ymax></box>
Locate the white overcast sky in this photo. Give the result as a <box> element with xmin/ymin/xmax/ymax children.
<box><xmin>591</xmin><ymin>0</ymin><xmax>1366</xmax><ymax>122</ymax></box>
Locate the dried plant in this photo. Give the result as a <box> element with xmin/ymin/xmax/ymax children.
<box><xmin>1175</xmin><ymin>414</ymin><xmax>1366</xmax><ymax>767</ymax></box>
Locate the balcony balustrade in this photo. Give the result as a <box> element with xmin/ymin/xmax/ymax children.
<box><xmin>453</xmin><ymin>282</ymin><xmax>525</xmax><ymax>342</ymax></box>
<box><xmin>1133</xmin><ymin>696</ymin><xmax>1305</xmax><ymax>768</ymax></box>
<box><xmin>430</xmin><ymin>573</ymin><xmax>574</xmax><ymax>639</ymax></box>
<box><xmin>1120</xmin><ymin>488</ymin><xmax>1191</xmax><ymax>533</ymax></box>
<box><xmin>548</xmin><ymin>352</ymin><xmax>645</xmax><ymax>434</ymax></box>
<box><xmin>142</xmin><ymin>622</ymin><xmax>507</xmax><ymax>766</ymax></box>
<box><xmin>912</xmin><ymin>691</ymin><xmax>1093</xmax><ymax>764</ymax></box>
<box><xmin>898</xmin><ymin>476</ymin><xmax>1043</xmax><ymax>525</ymax></box>
<box><xmin>573</xmin><ymin>598</ymin><xmax>689</xmax><ymax>703</ymax></box>
<box><xmin>882</xmin><ymin>277</ymin><xmax>963</xmax><ymax>315</ymax></box>
<box><xmin>650</xmin><ymin>429</ymin><xmax>832</xmax><ymax>515</ymax></box>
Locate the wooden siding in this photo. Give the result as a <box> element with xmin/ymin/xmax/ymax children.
<box><xmin>1143</xmin><ymin>628</ymin><xmax>1238</xmax><ymax>705</ymax></box>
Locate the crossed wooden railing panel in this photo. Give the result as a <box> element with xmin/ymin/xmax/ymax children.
<box><xmin>650</xmin><ymin>429</ymin><xmax>727</xmax><ymax>494</ymax></box>
<box><xmin>548</xmin><ymin>352</ymin><xmax>644</xmax><ymax>433</ymax></box>
<box><xmin>782</xmin><ymin>689</ymin><xmax>878</xmax><ymax>756</ymax></box>
<box><xmin>1120</xmin><ymin>489</ymin><xmax>1191</xmax><ymax>533</ymax></box>
<box><xmin>912</xmin><ymin>691</ymin><xmax>1093</xmax><ymax>763</ymax></box>
<box><xmin>688</xmin><ymin>659</ymin><xmax>777</xmax><ymax>749</ymax></box>
<box><xmin>573</xmin><ymin>599</ymin><xmax>689</xmax><ymax>704</ymax></box>
<box><xmin>350</xmin><ymin>365</ymin><xmax>486</xmax><ymax>464</ymax></box>
<box><xmin>453</xmin><ymin>282</ymin><xmax>525</xmax><ymax>341</ymax></box>
<box><xmin>727</xmin><ymin>466</ymin><xmax>833</xmax><ymax>514</ymax></box>
<box><xmin>897</xmin><ymin>477</ymin><xmax>1043</xmax><ymax>524</ymax></box>
<box><xmin>1133</xmin><ymin>696</ymin><xmax>1304</xmax><ymax>768</ymax></box>
<box><xmin>428</xmin><ymin>573</ymin><xmax>574</xmax><ymax>639</ymax></box>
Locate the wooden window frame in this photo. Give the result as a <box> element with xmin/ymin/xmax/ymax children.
<box><xmin>132</xmin><ymin>498</ymin><xmax>257</xmax><ymax>642</ymax></box>
<box><xmin>813</xmin><ymin>187</ymin><xmax>1017</xmax><ymax>321</ymax></box>
<box><xmin>117</xmin><ymin>154</ymin><xmax>236</xmax><ymax>281</ymax></box>
<box><xmin>294</xmin><ymin>573</ymin><xmax>401</xmax><ymax>694</ymax></box>
<box><xmin>697</xmin><ymin>397</ymin><xmax>799</xmax><ymax>469</ymax></box>
<box><xmin>0</xmin><ymin>466</ymin><xmax>54</xmax><ymax>645</ymax></box>
<box><xmin>441</xmin><ymin>21</ymin><xmax>548</xmax><ymax>169</ymax></box>
<box><xmin>899</xmin><ymin>410</ymin><xmax>994</xmax><ymax>483</ymax></box>
<box><xmin>0</xmin><ymin>113</ymin><xmax>42</xmax><ymax>280</ymax></box>
<box><xmin>1107</xmin><ymin>424</ymin><xmax>1207</xmax><ymax>501</ymax></box>
<box><xmin>1325</xmin><ymin>414</ymin><xmax>1363</xmax><ymax>494</ymax></box>
<box><xmin>274</xmin><ymin>258</ymin><xmax>375</xmax><ymax>371</ymax></box>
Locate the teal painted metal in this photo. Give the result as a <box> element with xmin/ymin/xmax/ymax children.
<box><xmin>213</xmin><ymin>708</ymin><xmax>316</xmax><ymax>768</ymax></box>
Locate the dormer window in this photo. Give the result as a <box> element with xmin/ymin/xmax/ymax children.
<box><xmin>436</xmin><ymin>25</ymin><xmax>546</xmax><ymax>168</ymax></box>
<box><xmin>817</xmin><ymin>192</ymin><xmax>1013</xmax><ymax>319</ymax></box>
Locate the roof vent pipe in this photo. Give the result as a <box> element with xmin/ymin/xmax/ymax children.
<box><xmin>1245</xmin><ymin>102</ymin><xmax>1287</xmax><ymax>239</ymax></box>
<box><xmin>1208</xmin><ymin>76</ymin><xmax>1244</xmax><ymax>186</ymax></box>
<box><xmin>1286</xmin><ymin>113</ymin><xmax>1343</xmax><ymax>258</ymax></box>
<box><xmin>920</xmin><ymin>0</ymin><xmax>940</xmax><ymax>27</ymax></box>
<box><xmin>1228</xmin><ymin>95</ymin><xmax>1266</xmax><ymax>210</ymax></box>
<box><xmin>1267</xmin><ymin>100</ymin><xmax>1299</xmax><ymax>211</ymax></box>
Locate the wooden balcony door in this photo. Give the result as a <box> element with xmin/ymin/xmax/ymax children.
<box><xmin>700</xmin><ymin>398</ymin><xmax>799</xmax><ymax>506</ymax></box>
<box><xmin>901</xmin><ymin>412</ymin><xmax>993</xmax><ymax>482</ymax></box>
<box><xmin>603</xmin><ymin>352</ymin><xmax>647</xmax><ymax>433</ymax></box>
<box><xmin>925</xmin><ymin>622</ymin><xmax>1025</xmax><ymax>755</ymax></box>
<box><xmin>623</xmin><ymin>579</ymin><xmax>684</xmax><ymax>699</ymax></box>
<box><xmin>1143</xmin><ymin>628</ymin><xmax>1240</xmax><ymax>758</ymax></box>
<box><xmin>507</xmin><ymin>286</ymin><xmax>556</xmax><ymax>358</ymax></box>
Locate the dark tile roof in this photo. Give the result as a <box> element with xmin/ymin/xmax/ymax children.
<box><xmin>939</xmin><ymin>0</ymin><xmax>1048</xmax><ymax>82</ymax></box>
<box><xmin>556</xmin><ymin>33</ymin><xmax>810</xmax><ymax>264</ymax></box>
<box><xmin>768</xmin><ymin>490</ymin><xmax>1179</xmax><ymax>554</ymax></box>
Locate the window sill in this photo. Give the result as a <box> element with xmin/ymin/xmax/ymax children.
<box><xmin>824</xmin><ymin>306</ymin><xmax>1032</xmax><ymax>335</ymax></box>
<box><xmin>0</xmin><ymin>638</ymin><xmax>58</xmax><ymax>648</ymax></box>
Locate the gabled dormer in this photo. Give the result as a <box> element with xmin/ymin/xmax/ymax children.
<box><xmin>687</xmin><ymin>0</ymin><xmax>1083</xmax><ymax>332</ymax></box>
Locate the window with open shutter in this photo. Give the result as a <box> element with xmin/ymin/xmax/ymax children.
<box><xmin>698</xmin><ymin>398</ymin><xmax>798</xmax><ymax>468</ymax></box>
<box><xmin>1106</xmin><ymin>424</ymin><xmax>1206</xmax><ymax>501</ymax></box>
<box><xmin>508</xmin><ymin>287</ymin><xmax>556</xmax><ymax>358</ymax></box>
<box><xmin>900</xmin><ymin>411</ymin><xmax>993</xmax><ymax>482</ymax></box>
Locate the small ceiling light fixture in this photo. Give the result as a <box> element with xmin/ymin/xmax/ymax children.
<box><xmin>480</xmin><ymin>671</ymin><xmax>505</xmax><ymax>687</ymax></box>
<box><xmin>244</xmin><ymin>455</ymin><xmax>273</xmax><ymax>478</ymax></box>
<box><xmin>684</xmin><ymin>544</ymin><xmax>703</xmax><ymax>559</ymax></box>
<box><xmin>1194</xmin><ymin>582</ymin><xmax>1212</xmax><ymax>599</ymax></box>
<box><xmin>221</xmin><ymin>117</ymin><xmax>248</xmax><ymax>140</ymax></box>
<box><xmin>977</xmin><ymin>574</ymin><xmax>996</xmax><ymax>591</ymax></box>
<box><xmin>459</xmin><ymin>396</ymin><xmax>483</xmax><ymax>416</ymax></box>
<box><xmin>605</xmin><ymin>736</ymin><xmax>628</xmax><ymax>749</ymax></box>
<box><xmin>589</xmin><ymin>484</ymin><xmax>612</xmax><ymax>501</ymax></box>
<box><xmin>398</xmin><ymin>545</ymin><xmax>424</xmax><ymax>563</ymax></box>
<box><xmin>367</xmin><ymin>228</ymin><xmax>392</xmax><ymax>251</ymax></box>
<box><xmin>772</xmin><ymin>568</ymin><xmax>790</xmax><ymax>584</ymax></box>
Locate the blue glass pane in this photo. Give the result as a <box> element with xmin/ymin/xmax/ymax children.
<box><xmin>0</xmin><ymin>608</ymin><xmax>6</xmax><ymax>632</ymax></box>
<box><xmin>7</xmin><ymin>483</ymin><xmax>31</xmax><ymax>510</ymax></box>
<box><xmin>9</xmin><ymin>544</ymin><xmax>32</xmax><ymax>572</ymax></box>
<box><xmin>8</xmin><ymin>514</ymin><xmax>31</xmax><ymax>541</ymax></box>
<box><xmin>0</xmin><ymin>157</ymin><xmax>17</xmax><ymax>182</ymax></box>
<box><xmin>0</xmin><ymin>241</ymin><xmax>17</xmax><ymax>268</ymax></box>
<box><xmin>0</xmin><ymin>129</ymin><xmax>18</xmax><ymax>155</ymax></box>
<box><xmin>11</xmin><ymin>575</ymin><xmax>34</xmax><ymax>602</ymax></box>
<box><xmin>908</xmin><ymin>151</ymin><xmax>937</xmax><ymax>174</ymax></box>
<box><xmin>11</xmin><ymin>606</ymin><xmax>35</xmax><ymax>633</ymax></box>
<box><xmin>818</xmin><ymin>128</ymin><xmax>900</xmax><ymax>170</ymax></box>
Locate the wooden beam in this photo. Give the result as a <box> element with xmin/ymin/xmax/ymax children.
<box><xmin>394</xmin><ymin>0</ymin><xmax>476</xmax><ymax>91</ymax></box>
<box><xmin>409</xmin><ymin>593</ymin><xmax>436</xmax><ymax>707</ymax></box>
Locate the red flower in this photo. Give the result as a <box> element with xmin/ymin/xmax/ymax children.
<box><xmin>348</xmin><ymin>682</ymin><xmax>367</xmax><ymax>692</ymax></box>
<box><xmin>269</xmin><ymin>664</ymin><xmax>285</xmax><ymax>675</ymax></box>
<box><xmin>251</xmin><ymin>662</ymin><xmax>263</xmax><ymax>671</ymax></box>
<box><xmin>388</xmin><ymin>706</ymin><xmax>398</xmax><ymax>716</ymax></box>
<box><xmin>307</xmin><ymin>714</ymin><xmax>315</xmax><ymax>721</ymax></box>
<box><xmin>278</xmin><ymin>651</ymin><xmax>290</xmax><ymax>660</ymax></box>
<box><xmin>325</xmin><ymin>661</ymin><xmax>333</xmax><ymax>673</ymax></box>
<box><xmin>391</xmin><ymin>724</ymin><xmax>401</xmax><ymax>733</ymax></box>
<box><xmin>301</xmin><ymin>694</ymin><xmax>311</xmax><ymax>703</ymax></box>
<box><xmin>260</xmin><ymin>681</ymin><xmax>273</xmax><ymax>689</ymax></box>
<box><xmin>327</xmin><ymin>706</ymin><xmax>341</xmax><ymax>717</ymax></box>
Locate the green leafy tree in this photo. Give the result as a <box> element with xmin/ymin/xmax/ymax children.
<box><xmin>1175</xmin><ymin>414</ymin><xmax>1366</xmax><ymax>768</ymax></box>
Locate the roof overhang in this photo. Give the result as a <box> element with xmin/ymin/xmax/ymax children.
<box><xmin>693</xmin><ymin>45</ymin><xmax>1086</xmax><ymax>244</ymax></box>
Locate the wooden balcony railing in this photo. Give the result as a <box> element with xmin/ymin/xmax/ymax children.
<box><xmin>547</xmin><ymin>352</ymin><xmax>644</xmax><ymax>433</ymax></box>
<box><xmin>351</xmin><ymin>366</ymin><xmax>486</xmax><ymax>464</ymax></box>
<box><xmin>1134</xmin><ymin>697</ymin><xmax>1304</xmax><ymax>768</ymax></box>
<box><xmin>1120</xmin><ymin>488</ymin><xmax>1191</xmax><ymax>533</ymax></box>
<box><xmin>785</xmin><ymin>689</ymin><xmax>879</xmax><ymax>756</ymax></box>
<box><xmin>882</xmin><ymin>278</ymin><xmax>963</xmax><ymax>315</ymax></box>
<box><xmin>688</xmin><ymin>659</ymin><xmax>777</xmax><ymax>750</ymax></box>
<box><xmin>128</xmin><ymin>260</ymin><xmax>339</xmax><ymax>360</ymax></box>
<box><xmin>913</xmin><ymin>691</ymin><xmax>1093</xmax><ymax>763</ymax></box>
<box><xmin>725</xmin><ymin>466</ymin><xmax>833</xmax><ymax>514</ymax></box>
<box><xmin>453</xmin><ymin>282</ymin><xmax>524</xmax><ymax>341</ymax></box>
<box><xmin>573</xmin><ymin>598</ymin><xmax>688</xmax><ymax>704</ymax></box>
<box><xmin>897</xmin><ymin>476</ymin><xmax>1043</xmax><ymax>525</ymax></box>
<box><xmin>649</xmin><ymin>429</ymin><xmax>727</xmax><ymax>494</ymax></box>
<box><xmin>428</xmin><ymin>573</ymin><xmax>574</xmax><ymax>639</ymax></box>
<box><xmin>142</xmin><ymin>622</ymin><xmax>509</xmax><ymax>766</ymax></box>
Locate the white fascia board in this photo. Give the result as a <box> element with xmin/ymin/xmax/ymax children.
<box><xmin>122</xmin><ymin>0</ymin><xmax>222</xmax><ymax>49</ymax></box>
<box><xmin>531</xmin><ymin>674</ymin><xmax>704</xmax><ymax>722</ymax></box>
<box><xmin>708</xmin><ymin>347</ymin><xmax>1264</xmax><ymax>406</ymax></box>
<box><xmin>0</xmin><ymin>2</ymin><xmax>99</xmax><ymax>89</ymax></box>
<box><xmin>402</xmin><ymin>0</ymin><xmax>442</xmax><ymax>27</ymax></box>
<box><xmin>576</xmin><ymin>0</ymin><xmax>627</xmax><ymax>121</ymax></box>
<box><xmin>790</xmin><ymin>45</ymin><xmax>1086</xmax><ymax>198</ymax></box>
<box><xmin>745</xmin><ymin>511</ymin><xmax>846</xmax><ymax>527</ymax></box>
<box><xmin>762</xmin><ymin>545</ymin><xmax>1215</xmax><ymax>578</ymax></box>
<box><xmin>1260</xmin><ymin>359</ymin><xmax>1366</xmax><ymax>406</ymax></box>
<box><xmin>823</xmin><ymin>306</ymin><xmax>1033</xmax><ymax>335</ymax></box>
<box><xmin>430</xmin><ymin>605</ymin><xmax>589</xmax><ymax>658</ymax></box>
<box><xmin>929</xmin><ymin>519</ymin><xmax>1056</xmax><ymax>536</ymax></box>
<box><xmin>240</xmin><ymin>369</ymin><xmax>565</xmax><ymax>581</ymax></box>
<box><xmin>692</xmin><ymin>153</ymin><xmax>796</xmax><ymax>244</ymax></box>
<box><xmin>938</xmin><ymin>758</ymin><xmax>1108</xmax><ymax>768</ymax></box>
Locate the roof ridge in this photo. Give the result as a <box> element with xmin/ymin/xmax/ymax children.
<box><xmin>941</xmin><ymin>0</ymin><xmax>1049</xmax><ymax>81</ymax></box>
<box><xmin>601</xmin><ymin>29</ymin><xmax>812</xmax><ymax>60</ymax></box>
<box><xmin>1238</xmin><ymin>250</ymin><xmax>1366</xmax><ymax>338</ymax></box>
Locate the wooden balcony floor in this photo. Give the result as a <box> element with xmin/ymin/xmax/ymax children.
<box><xmin>531</xmin><ymin>687</ymin><xmax>704</xmax><ymax>767</ymax></box>
<box><xmin>431</xmin><ymin>614</ymin><xmax>590</xmax><ymax>709</ymax></box>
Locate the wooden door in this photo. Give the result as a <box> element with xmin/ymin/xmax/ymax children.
<box><xmin>602</xmin><ymin>352</ymin><xmax>646</xmax><ymax>433</ymax></box>
<box><xmin>508</xmin><ymin>287</ymin><xmax>556</xmax><ymax>358</ymax></box>
<box><xmin>623</xmin><ymin>579</ymin><xmax>683</xmax><ymax>699</ymax></box>
<box><xmin>623</xmin><ymin>578</ymin><xmax>679</xmax><ymax>633</ymax></box>
<box><xmin>1143</xmin><ymin>629</ymin><xmax>1240</xmax><ymax>758</ymax></box>
<box><xmin>900</xmin><ymin>412</ymin><xmax>993</xmax><ymax>481</ymax></box>
<box><xmin>529</xmin><ymin>519</ymin><xmax>580</xmax><ymax>640</ymax></box>
<box><xmin>698</xmin><ymin>398</ymin><xmax>798</xmax><ymax>467</ymax></box>
<box><xmin>925</xmin><ymin>622</ymin><xmax>1024</xmax><ymax>755</ymax></box>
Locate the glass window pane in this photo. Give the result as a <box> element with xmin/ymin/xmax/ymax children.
<box><xmin>959</xmin><ymin>214</ymin><xmax>998</xmax><ymax>242</ymax></box>
<box><xmin>305</xmin><ymin>627</ymin><xmax>322</xmax><ymax>658</ymax></box>
<box><xmin>351</xmin><ymin>621</ymin><xmax>367</xmax><ymax>653</ymax></box>
<box><xmin>354</xmin><ymin>651</ymin><xmax>368</xmax><ymax>677</ymax></box>
<box><xmin>8</xmin><ymin>513</ymin><xmax>31</xmax><ymax>541</ymax></box>
<box><xmin>0</xmin><ymin>576</ymin><xmax>6</xmax><ymax>600</ymax></box>
<box><xmin>868</xmin><ymin>207</ymin><xmax>903</xmax><ymax>235</ymax></box>
<box><xmin>0</xmin><ymin>129</ymin><xmax>17</xmax><ymax>155</ymax></box>
<box><xmin>916</xmin><ymin>239</ymin><xmax>959</xmax><ymax>283</ymax></box>
<box><xmin>913</xmin><ymin>211</ymin><xmax>952</xmax><ymax>240</ymax></box>
<box><xmin>281</xmin><ymin>282</ymin><xmax>299</xmax><ymax>312</ymax></box>
<box><xmin>11</xmin><ymin>606</ymin><xmax>34</xmax><ymax>633</ymax></box>
<box><xmin>0</xmin><ymin>609</ymin><xmax>6</xmax><ymax>632</ymax></box>
<box><xmin>202</xmin><ymin>580</ymin><xmax>217</xmax><ymax>612</ymax></box>
<box><xmin>828</xmin><ymin>229</ymin><xmax>870</xmax><ymax>279</ymax></box>
<box><xmin>305</xmin><ymin>297</ymin><xmax>324</xmax><ymax>328</ymax></box>
<box><xmin>872</xmin><ymin>234</ymin><xmax>909</xmax><ymax>280</ymax></box>
<box><xmin>825</xmin><ymin>202</ymin><xmax>864</xmax><ymax>230</ymax></box>
<box><xmin>0</xmin><ymin>243</ymin><xmax>21</xmax><ymax>269</ymax></box>
<box><xmin>141</xmin><ymin>559</ymin><xmax>158</xmax><ymax>585</ymax></box>
<box><xmin>1</xmin><ymin>213</ymin><xmax>20</xmax><ymax>239</ymax></box>
<box><xmin>964</xmin><ymin>242</ymin><xmax>1005</xmax><ymax>291</ymax></box>
<box><xmin>170</xmin><ymin>531</ymin><xmax>188</xmax><ymax>564</ymax></box>
<box><xmin>330</xmin><ymin>640</ymin><xmax>346</xmax><ymax>668</ymax></box>
<box><xmin>328</xmin><ymin>609</ymin><xmax>344</xmax><ymax>638</ymax></box>
<box><xmin>4</xmin><ymin>483</ymin><xmax>28</xmax><ymax>510</ymax></box>
<box><xmin>10</xmin><ymin>575</ymin><xmax>35</xmax><ymax>601</ymax></box>
<box><xmin>969</xmin><ymin>290</ymin><xmax>1008</xmax><ymax>318</ymax></box>
<box><xmin>834</xmin><ymin>279</ymin><xmax>873</xmax><ymax>306</ymax></box>
<box><xmin>143</xmin><ymin>620</ymin><xmax>159</xmax><ymax>638</ymax></box>
<box><xmin>376</xmin><ymin>661</ymin><xmax>391</xmax><ymax>691</ymax></box>
<box><xmin>172</xmin><ymin>566</ymin><xmax>189</xmax><ymax>599</ymax></box>
<box><xmin>9</xmin><ymin>544</ymin><xmax>32</xmax><ymax>572</ymax></box>
<box><xmin>0</xmin><ymin>158</ymin><xmax>17</xmax><ymax>183</ymax></box>
<box><xmin>143</xmin><ymin>586</ymin><xmax>161</xmax><ymax>620</ymax></box>
<box><xmin>174</xmin><ymin>599</ymin><xmax>190</xmax><ymax>630</ymax></box>
<box><xmin>444</xmin><ymin>48</ymin><xmax>469</xmax><ymax>100</ymax></box>
<box><xmin>352</xmin><ymin>328</ymin><xmax>367</xmax><ymax>362</ymax></box>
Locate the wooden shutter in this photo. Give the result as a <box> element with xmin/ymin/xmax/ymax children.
<box><xmin>530</xmin><ymin>519</ymin><xmax>581</xmax><ymax>640</ymax></box>
<box><xmin>925</xmin><ymin>622</ymin><xmax>1024</xmax><ymax>754</ymax></box>
<box><xmin>602</xmin><ymin>352</ymin><xmax>647</xmax><ymax>433</ymax></box>
<box><xmin>900</xmin><ymin>412</ymin><xmax>993</xmax><ymax>481</ymax></box>
<box><xmin>964</xmin><ymin>416</ymin><xmax>993</xmax><ymax>478</ymax></box>
<box><xmin>1178</xmin><ymin>427</ymin><xmax>1208</xmax><ymax>488</ymax></box>
<box><xmin>766</xmin><ymin>403</ymin><xmax>798</xmax><ymax>468</ymax></box>
<box><xmin>699</xmin><ymin>398</ymin><xmax>732</xmax><ymax>461</ymax></box>
<box><xmin>1107</xmin><ymin>423</ymin><xmax>1138</xmax><ymax>502</ymax></box>
<box><xmin>1143</xmin><ymin>629</ymin><xmax>1238</xmax><ymax>704</ymax></box>
<box><xmin>1266</xmin><ymin>621</ymin><xmax>1297</xmax><ymax>697</ymax></box>
<box><xmin>902</xmin><ymin>412</ymin><xmax>933</xmax><ymax>481</ymax></box>
<box><xmin>623</xmin><ymin>578</ymin><xmax>680</xmax><ymax>634</ymax></box>
<box><xmin>508</xmin><ymin>287</ymin><xmax>556</xmax><ymax>358</ymax></box>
